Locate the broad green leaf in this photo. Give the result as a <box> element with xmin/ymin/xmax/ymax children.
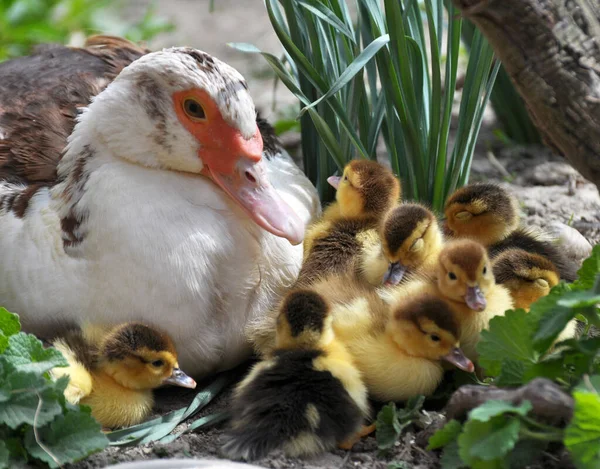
<box><xmin>24</xmin><ymin>408</ymin><xmax>108</xmax><ymax>468</ymax></box>
<box><xmin>507</xmin><ymin>440</ymin><xmax>548</xmax><ymax>469</ymax></box>
<box><xmin>565</xmin><ymin>390</ymin><xmax>600</xmax><ymax>469</ymax></box>
<box><xmin>4</xmin><ymin>333</ymin><xmax>67</xmax><ymax>374</ymax></box>
<box><xmin>428</xmin><ymin>419</ymin><xmax>462</xmax><ymax>450</ymax></box>
<box><xmin>458</xmin><ymin>416</ymin><xmax>520</xmax><ymax>463</ymax></box>
<box><xmin>495</xmin><ymin>359</ymin><xmax>527</xmax><ymax>386</ymax></box>
<box><xmin>440</xmin><ymin>440</ymin><xmax>466</xmax><ymax>469</ymax></box>
<box><xmin>572</xmin><ymin>246</ymin><xmax>600</xmax><ymax>291</ymax></box>
<box><xmin>0</xmin><ymin>308</ymin><xmax>20</xmax><ymax>337</ymax></box>
<box><xmin>376</xmin><ymin>402</ymin><xmax>403</xmax><ymax>450</ymax></box>
<box><xmin>469</xmin><ymin>400</ymin><xmax>532</xmax><ymax>423</ymax></box>
<box><xmin>477</xmin><ymin>309</ymin><xmax>537</xmax><ymax>377</ymax></box>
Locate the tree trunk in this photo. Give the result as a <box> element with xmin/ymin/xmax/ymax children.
<box><xmin>451</xmin><ymin>0</ymin><xmax>600</xmax><ymax>189</ymax></box>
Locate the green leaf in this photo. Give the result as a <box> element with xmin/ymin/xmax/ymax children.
<box><xmin>565</xmin><ymin>389</ymin><xmax>600</xmax><ymax>469</ymax></box>
<box><xmin>440</xmin><ymin>440</ymin><xmax>466</xmax><ymax>469</ymax></box>
<box><xmin>469</xmin><ymin>400</ymin><xmax>532</xmax><ymax>423</ymax></box>
<box><xmin>478</xmin><ymin>309</ymin><xmax>537</xmax><ymax>377</ymax></box>
<box><xmin>24</xmin><ymin>407</ymin><xmax>108</xmax><ymax>468</ymax></box>
<box><xmin>4</xmin><ymin>333</ymin><xmax>67</xmax><ymax>374</ymax></box>
<box><xmin>558</xmin><ymin>292</ymin><xmax>600</xmax><ymax>308</ymax></box>
<box><xmin>572</xmin><ymin>245</ymin><xmax>600</xmax><ymax>291</ymax></box>
<box><xmin>507</xmin><ymin>439</ymin><xmax>548</xmax><ymax>469</ymax></box>
<box><xmin>428</xmin><ymin>419</ymin><xmax>462</xmax><ymax>450</ymax></box>
<box><xmin>495</xmin><ymin>359</ymin><xmax>527</xmax><ymax>386</ymax></box>
<box><xmin>0</xmin><ymin>308</ymin><xmax>20</xmax><ymax>337</ymax></box>
<box><xmin>376</xmin><ymin>402</ymin><xmax>403</xmax><ymax>450</ymax></box>
<box><xmin>458</xmin><ymin>416</ymin><xmax>520</xmax><ymax>465</ymax></box>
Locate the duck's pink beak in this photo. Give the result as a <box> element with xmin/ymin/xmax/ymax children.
<box><xmin>207</xmin><ymin>156</ymin><xmax>305</xmax><ymax>246</ymax></box>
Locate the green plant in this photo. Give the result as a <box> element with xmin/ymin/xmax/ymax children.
<box><xmin>0</xmin><ymin>0</ymin><xmax>173</xmax><ymax>61</ymax></box>
<box><xmin>428</xmin><ymin>245</ymin><xmax>600</xmax><ymax>469</ymax></box>
<box><xmin>376</xmin><ymin>395</ymin><xmax>425</xmax><ymax>451</ymax></box>
<box><xmin>461</xmin><ymin>20</ymin><xmax>541</xmax><ymax>145</ymax></box>
<box><xmin>232</xmin><ymin>0</ymin><xmax>499</xmax><ymax>207</ymax></box>
<box><xmin>0</xmin><ymin>308</ymin><xmax>108</xmax><ymax>468</ymax></box>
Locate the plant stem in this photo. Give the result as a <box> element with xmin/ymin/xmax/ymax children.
<box><xmin>519</xmin><ymin>426</ymin><xmax>564</xmax><ymax>442</ymax></box>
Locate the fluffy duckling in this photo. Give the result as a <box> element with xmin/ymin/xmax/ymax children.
<box><xmin>444</xmin><ymin>182</ymin><xmax>578</xmax><ymax>282</ymax></box>
<box><xmin>492</xmin><ymin>248</ymin><xmax>560</xmax><ymax>310</ymax></box>
<box><xmin>330</xmin><ymin>290</ymin><xmax>474</xmax><ymax>402</ymax></box>
<box><xmin>51</xmin><ymin>322</ymin><xmax>196</xmax><ymax>429</ymax></box>
<box><xmin>385</xmin><ymin>239</ymin><xmax>513</xmax><ymax>362</ymax></box>
<box><xmin>222</xmin><ymin>290</ymin><xmax>369</xmax><ymax>460</ymax></box>
<box><xmin>299</xmin><ymin>160</ymin><xmax>400</xmax><ymax>283</ymax></box>
<box><xmin>358</xmin><ymin>203</ymin><xmax>443</xmax><ymax>286</ymax></box>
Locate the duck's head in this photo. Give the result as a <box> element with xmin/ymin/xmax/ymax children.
<box><xmin>275</xmin><ymin>289</ymin><xmax>333</xmax><ymax>350</ymax></box>
<box><xmin>327</xmin><ymin>161</ymin><xmax>400</xmax><ymax>219</ymax></box>
<box><xmin>99</xmin><ymin>322</ymin><xmax>196</xmax><ymax>391</ymax></box>
<box><xmin>443</xmin><ymin>183</ymin><xmax>519</xmax><ymax>245</ymax></box>
<box><xmin>493</xmin><ymin>248</ymin><xmax>559</xmax><ymax>310</ymax></box>
<box><xmin>388</xmin><ymin>294</ymin><xmax>473</xmax><ymax>372</ymax></box>
<box><xmin>82</xmin><ymin>47</ymin><xmax>303</xmax><ymax>244</ymax></box>
<box><xmin>380</xmin><ymin>203</ymin><xmax>443</xmax><ymax>285</ymax></box>
<box><xmin>437</xmin><ymin>239</ymin><xmax>494</xmax><ymax>312</ymax></box>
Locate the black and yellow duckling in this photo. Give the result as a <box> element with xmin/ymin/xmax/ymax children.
<box><xmin>492</xmin><ymin>248</ymin><xmax>560</xmax><ymax>310</ymax></box>
<box><xmin>328</xmin><ymin>287</ymin><xmax>474</xmax><ymax>402</ymax></box>
<box><xmin>358</xmin><ymin>203</ymin><xmax>443</xmax><ymax>286</ymax></box>
<box><xmin>385</xmin><ymin>239</ymin><xmax>513</xmax><ymax>362</ymax></box>
<box><xmin>51</xmin><ymin>322</ymin><xmax>196</xmax><ymax>429</ymax></box>
<box><xmin>299</xmin><ymin>160</ymin><xmax>401</xmax><ymax>283</ymax></box>
<box><xmin>222</xmin><ymin>290</ymin><xmax>369</xmax><ymax>460</ymax></box>
<box><xmin>444</xmin><ymin>182</ymin><xmax>579</xmax><ymax>282</ymax></box>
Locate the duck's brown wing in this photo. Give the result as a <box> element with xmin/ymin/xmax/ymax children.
<box><xmin>0</xmin><ymin>35</ymin><xmax>149</xmax><ymax>185</ymax></box>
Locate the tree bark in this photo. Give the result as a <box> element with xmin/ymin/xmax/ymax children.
<box><xmin>451</xmin><ymin>0</ymin><xmax>600</xmax><ymax>189</ymax></box>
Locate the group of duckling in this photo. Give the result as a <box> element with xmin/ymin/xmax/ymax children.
<box><xmin>223</xmin><ymin>160</ymin><xmax>580</xmax><ymax>461</ymax></box>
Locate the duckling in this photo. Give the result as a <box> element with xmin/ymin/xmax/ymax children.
<box><xmin>299</xmin><ymin>160</ymin><xmax>400</xmax><ymax>283</ymax></box>
<box><xmin>492</xmin><ymin>248</ymin><xmax>560</xmax><ymax>310</ymax></box>
<box><xmin>358</xmin><ymin>203</ymin><xmax>444</xmax><ymax>286</ymax></box>
<box><xmin>384</xmin><ymin>239</ymin><xmax>513</xmax><ymax>362</ymax></box>
<box><xmin>329</xmin><ymin>290</ymin><xmax>474</xmax><ymax>402</ymax></box>
<box><xmin>222</xmin><ymin>290</ymin><xmax>369</xmax><ymax>460</ymax></box>
<box><xmin>444</xmin><ymin>183</ymin><xmax>579</xmax><ymax>282</ymax></box>
<box><xmin>51</xmin><ymin>322</ymin><xmax>196</xmax><ymax>429</ymax></box>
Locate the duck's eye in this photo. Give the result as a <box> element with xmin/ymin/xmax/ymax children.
<box><xmin>431</xmin><ymin>334</ymin><xmax>441</xmax><ymax>342</ymax></box>
<box><xmin>448</xmin><ymin>272</ymin><xmax>457</xmax><ymax>280</ymax></box>
<box><xmin>151</xmin><ymin>360</ymin><xmax>164</xmax><ymax>367</ymax></box>
<box><xmin>483</xmin><ymin>266</ymin><xmax>487</xmax><ymax>275</ymax></box>
<box><xmin>344</xmin><ymin>175</ymin><xmax>348</xmax><ymax>181</ymax></box>
<box><xmin>183</xmin><ymin>99</ymin><xmax>206</xmax><ymax>120</ymax></box>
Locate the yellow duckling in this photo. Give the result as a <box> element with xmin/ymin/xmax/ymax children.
<box><xmin>51</xmin><ymin>322</ymin><xmax>196</xmax><ymax>428</ymax></box>
<box><xmin>492</xmin><ymin>248</ymin><xmax>560</xmax><ymax>310</ymax></box>
<box><xmin>385</xmin><ymin>239</ymin><xmax>513</xmax><ymax>362</ymax></box>
<box><xmin>299</xmin><ymin>160</ymin><xmax>400</xmax><ymax>283</ymax></box>
<box><xmin>330</xmin><ymin>289</ymin><xmax>474</xmax><ymax>402</ymax></box>
<box><xmin>359</xmin><ymin>203</ymin><xmax>443</xmax><ymax>286</ymax></box>
<box><xmin>222</xmin><ymin>290</ymin><xmax>369</xmax><ymax>460</ymax></box>
<box><xmin>444</xmin><ymin>182</ymin><xmax>579</xmax><ymax>282</ymax></box>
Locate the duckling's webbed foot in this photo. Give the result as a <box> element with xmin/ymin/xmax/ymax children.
<box><xmin>338</xmin><ymin>423</ymin><xmax>376</xmax><ymax>450</ymax></box>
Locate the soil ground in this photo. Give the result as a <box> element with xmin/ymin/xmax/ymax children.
<box><xmin>67</xmin><ymin>1</ymin><xmax>600</xmax><ymax>468</ymax></box>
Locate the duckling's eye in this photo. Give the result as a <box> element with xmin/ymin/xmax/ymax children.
<box><xmin>183</xmin><ymin>98</ymin><xmax>206</xmax><ymax>120</ymax></box>
<box><xmin>151</xmin><ymin>360</ymin><xmax>164</xmax><ymax>367</ymax></box>
<box><xmin>431</xmin><ymin>334</ymin><xmax>441</xmax><ymax>342</ymax></box>
<box><xmin>344</xmin><ymin>175</ymin><xmax>348</xmax><ymax>181</ymax></box>
<box><xmin>483</xmin><ymin>266</ymin><xmax>487</xmax><ymax>275</ymax></box>
<box><xmin>448</xmin><ymin>272</ymin><xmax>457</xmax><ymax>280</ymax></box>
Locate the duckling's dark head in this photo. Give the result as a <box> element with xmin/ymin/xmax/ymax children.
<box><xmin>438</xmin><ymin>239</ymin><xmax>494</xmax><ymax>312</ymax></box>
<box><xmin>276</xmin><ymin>289</ymin><xmax>332</xmax><ymax>349</ymax></box>
<box><xmin>327</xmin><ymin>160</ymin><xmax>400</xmax><ymax>219</ymax></box>
<box><xmin>444</xmin><ymin>183</ymin><xmax>519</xmax><ymax>245</ymax></box>
<box><xmin>493</xmin><ymin>248</ymin><xmax>559</xmax><ymax>309</ymax></box>
<box><xmin>389</xmin><ymin>294</ymin><xmax>473</xmax><ymax>372</ymax></box>
<box><xmin>100</xmin><ymin>322</ymin><xmax>196</xmax><ymax>391</ymax></box>
<box><xmin>380</xmin><ymin>203</ymin><xmax>442</xmax><ymax>285</ymax></box>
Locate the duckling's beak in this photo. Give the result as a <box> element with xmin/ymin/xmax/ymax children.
<box><xmin>327</xmin><ymin>176</ymin><xmax>341</xmax><ymax>189</ymax></box>
<box><xmin>442</xmin><ymin>347</ymin><xmax>474</xmax><ymax>373</ymax></box>
<box><xmin>383</xmin><ymin>262</ymin><xmax>407</xmax><ymax>286</ymax></box>
<box><xmin>465</xmin><ymin>285</ymin><xmax>486</xmax><ymax>312</ymax></box>
<box><xmin>164</xmin><ymin>368</ymin><xmax>197</xmax><ymax>389</ymax></box>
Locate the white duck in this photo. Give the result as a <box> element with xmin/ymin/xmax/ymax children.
<box><xmin>0</xmin><ymin>37</ymin><xmax>320</xmax><ymax>376</ymax></box>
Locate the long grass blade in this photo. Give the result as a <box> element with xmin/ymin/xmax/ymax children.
<box><xmin>297</xmin><ymin>0</ymin><xmax>355</xmax><ymax>41</ymax></box>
